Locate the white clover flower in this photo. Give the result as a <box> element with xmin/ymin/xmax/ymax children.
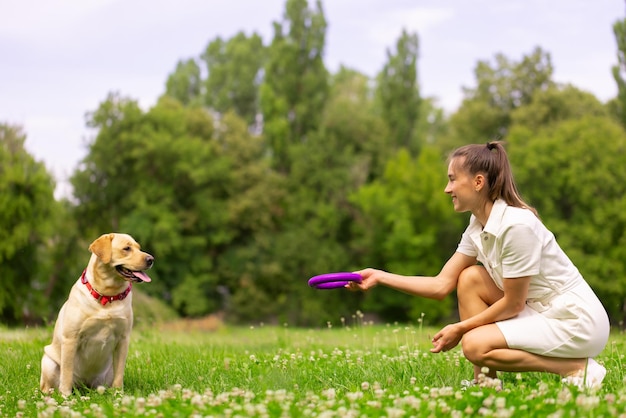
<box><xmin>322</xmin><ymin>388</ymin><xmax>336</xmax><ymax>400</ymax></box>
<box><xmin>385</xmin><ymin>407</ymin><xmax>406</xmax><ymax>418</ymax></box>
<box><xmin>190</xmin><ymin>394</ymin><xmax>204</xmax><ymax>407</ymax></box>
<box><xmin>576</xmin><ymin>394</ymin><xmax>601</xmax><ymax>409</ymax></box>
<box><xmin>147</xmin><ymin>394</ymin><xmax>163</xmax><ymax>407</ymax></box>
<box><xmin>478</xmin><ymin>407</ymin><xmax>491</xmax><ymax>415</ymax></box>
<box><xmin>346</xmin><ymin>391</ymin><xmax>363</xmax><ymax>402</ymax></box>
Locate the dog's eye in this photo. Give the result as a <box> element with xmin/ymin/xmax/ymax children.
<box><xmin>123</xmin><ymin>246</ymin><xmax>131</xmax><ymax>251</ymax></box>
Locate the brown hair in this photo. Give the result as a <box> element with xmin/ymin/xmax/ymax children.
<box><xmin>449</xmin><ymin>141</ymin><xmax>538</xmax><ymax>216</ymax></box>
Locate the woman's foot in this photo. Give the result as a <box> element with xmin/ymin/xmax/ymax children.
<box><xmin>562</xmin><ymin>358</ymin><xmax>606</xmax><ymax>390</ymax></box>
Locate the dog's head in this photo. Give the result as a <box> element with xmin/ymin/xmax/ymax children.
<box><xmin>89</xmin><ymin>233</ymin><xmax>154</xmax><ymax>283</ymax></box>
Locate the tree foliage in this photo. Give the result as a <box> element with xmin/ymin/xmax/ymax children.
<box><xmin>511</xmin><ymin>85</ymin><xmax>609</xmax><ymax>131</ymax></box>
<box><xmin>0</xmin><ymin>124</ymin><xmax>57</xmax><ymax>324</ymax></box>
<box><xmin>164</xmin><ymin>59</ymin><xmax>203</xmax><ymax>106</ymax></box>
<box><xmin>445</xmin><ymin>47</ymin><xmax>554</xmax><ymax>149</ymax></box>
<box><xmin>260</xmin><ymin>0</ymin><xmax>329</xmax><ymax>173</ymax></box>
<box><xmin>612</xmin><ymin>18</ymin><xmax>626</xmax><ymax>128</ymax></box>
<box><xmin>375</xmin><ymin>29</ymin><xmax>421</xmax><ymax>154</ymax></box>
<box><xmin>201</xmin><ymin>32</ymin><xmax>266</xmax><ymax>125</ymax></box>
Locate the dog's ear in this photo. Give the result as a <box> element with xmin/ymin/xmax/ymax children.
<box><xmin>89</xmin><ymin>233</ymin><xmax>115</xmax><ymax>263</ymax></box>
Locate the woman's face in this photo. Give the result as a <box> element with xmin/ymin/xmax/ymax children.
<box><xmin>444</xmin><ymin>158</ymin><xmax>478</xmax><ymax>213</ymax></box>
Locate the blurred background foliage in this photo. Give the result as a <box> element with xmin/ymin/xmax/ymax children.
<box><xmin>2</xmin><ymin>0</ymin><xmax>626</xmax><ymax>328</ymax></box>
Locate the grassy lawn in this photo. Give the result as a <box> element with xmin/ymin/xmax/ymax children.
<box><xmin>1</xmin><ymin>316</ymin><xmax>625</xmax><ymax>417</ymax></box>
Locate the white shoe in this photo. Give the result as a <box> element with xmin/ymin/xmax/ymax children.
<box><xmin>562</xmin><ymin>358</ymin><xmax>606</xmax><ymax>390</ymax></box>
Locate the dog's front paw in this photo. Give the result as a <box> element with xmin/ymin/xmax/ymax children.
<box><xmin>59</xmin><ymin>386</ymin><xmax>73</xmax><ymax>398</ymax></box>
<box><xmin>40</xmin><ymin>387</ymin><xmax>55</xmax><ymax>396</ymax></box>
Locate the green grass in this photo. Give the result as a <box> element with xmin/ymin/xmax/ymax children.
<box><xmin>1</xmin><ymin>317</ymin><xmax>626</xmax><ymax>417</ymax></box>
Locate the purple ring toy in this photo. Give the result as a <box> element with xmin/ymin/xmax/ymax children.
<box><xmin>308</xmin><ymin>272</ymin><xmax>362</xmax><ymax>289</ymax></box>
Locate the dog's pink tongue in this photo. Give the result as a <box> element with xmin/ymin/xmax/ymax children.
<box><xmin>134</xmin><ymin>271</ymin><xmax>152</xmax><ymax>283</ymax></box>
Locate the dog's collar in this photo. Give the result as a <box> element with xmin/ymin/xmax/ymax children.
<box><xmin>80</xmin><ymin>270</ymin><xmax>132</xmax><ymax>306</ymax></box>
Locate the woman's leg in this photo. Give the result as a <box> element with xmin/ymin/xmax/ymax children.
<box><xmin>456</xmin><ymin>265</ymin><xmax>503</xmax><ymax>379</ymax></box>
<box><xmin>462</xmin><ymin>324</ymin><xmax>586</xmax><ymax>375</ymax></box>
<box><xmin>456</xmin><ymin>266</ymin><xmax>588</xmax><ymax>379</ymax></box>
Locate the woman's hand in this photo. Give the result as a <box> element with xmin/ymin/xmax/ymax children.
<box><xmin>430</xmin><ymin>323</ymin><xmax>464</xmax><ymax>353</ymax></box>
<box><xmin>346</xmin><ymin>268</ymin><xmax>381</xmax><ymax>291</ymax></box>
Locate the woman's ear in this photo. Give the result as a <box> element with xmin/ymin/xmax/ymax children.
<box><xmin>474</xmin><ymin>174</ymin><xmax>486</xmax><ymax>192</ymax></box>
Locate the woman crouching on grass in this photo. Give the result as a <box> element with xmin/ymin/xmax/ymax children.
<box><xmin>348</xmin><ymin>141</ymin><xmax>610</xmax><ymax>389</ymax></box>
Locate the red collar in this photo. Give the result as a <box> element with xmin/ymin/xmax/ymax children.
<box><xmin>80</xmin><ymin>269</ymin><xmax>132</xmax><ymax>306</ymax></box>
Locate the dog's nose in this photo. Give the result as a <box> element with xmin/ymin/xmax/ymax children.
<box><xmin>146</xmin><ymin>255</ymin><xmax>154</xmax><ymax>268</ymax></box>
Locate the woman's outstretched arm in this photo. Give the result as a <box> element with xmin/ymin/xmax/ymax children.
<box><xmin>348</xmin><ymin>251</ymin><xmax>477</xmax><ymax>300</ymax></box>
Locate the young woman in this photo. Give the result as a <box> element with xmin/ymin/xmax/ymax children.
<box><xmin>348</xmin><ymin>142</ymin><xmax>610</xmax><ymax>389</ymax></box>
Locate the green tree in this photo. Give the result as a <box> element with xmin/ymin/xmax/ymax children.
<box><xmin>612</xmin><ymin>18</ymin><xmax>626</xmax><ymax>127</ymax></box>
<box><xmin>0</xmin><ymin>124</ymin><xmax>57</xmax><ymax>324</ymax></box>
<box><xmin>414</xmin><ymin>97</ymin><xmax>449</xmax><ymax>148</ymax></box>
<box><xmin>201</xmin><ymin>32</ymin><xmax>266</xmax><ymax>125</ymax></box>
<box><xmin>164</xmin><ymin>58</ymin><xmax>203</xmax><ymax>106</ymax></box>
<box><xmin>375</xmin><ymin>29</ymin><xmax>421</xmax><ymax>154</ymax></box>
<box><xmin>507</xmin><ymin>116</ymin><xmax>626</xmax><ymax>324</ymax></box>
<box><xmin>444</xmin><ymin>47</ymin><xmax>554</xmax><ymax>149</ymax></box>
<box><xmin>511</xmin><ymin>84</ymin><xmax>609</xmax><ymax>132</ymax></box>
<box><xmin>39</xmin><ymin>199</ymin><xmax>85</xmax><ymax>323</ymax></box>
<box><xmin>324</xmin><ymin>66</ymin><xmax>392</xmax><ymax>180</ymax></box>
<box><xmin>72</xmin><ymin>93</ymin><xmax>145</xmax><ymax>235</ymax></box>
<box><xmin>260</xmin><ymin>0</ymin><xmax>329</xmax><ymax>173</ymax></box>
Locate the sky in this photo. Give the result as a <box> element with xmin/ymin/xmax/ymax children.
<box><xmin>1</xmin><ymin>0</ymin><xmax>624</xmax><ymax>198</ymax></box>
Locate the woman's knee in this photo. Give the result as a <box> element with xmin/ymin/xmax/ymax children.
<box><xmin>457</xmin><ymin>265</ymin><xmax>487</xmax><ymax>294</ymax></box>
<box><xmin>462</xmin><ymin>325</ymin><xmax>508</xmax><ymax>365</ymax></box>
<box><xmin>461</xmin><ymin>331</ymin><xmax>484</xmax><ymax>363</ymax></box>
<box><xmin>457</xmin><ymin>265</ymin><xmax>503</xmax><ymax>306</ymax></box>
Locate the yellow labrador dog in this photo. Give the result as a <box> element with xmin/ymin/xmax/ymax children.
<box><xmin>40</xmin><ymin>233</ymin><xmax>154</xmax><ymax>396</ymax></box>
